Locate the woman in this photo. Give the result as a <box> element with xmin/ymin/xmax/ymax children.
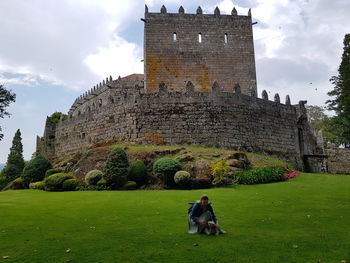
<box><xmin>188</xmin><ymin>194</ymin><xmax>225</xmax><ymax>235</ymax></box>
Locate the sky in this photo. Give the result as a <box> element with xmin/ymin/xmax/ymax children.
<box><xmin>0</xmin><ymin>0</ymin><xmax>349</xmax><ymax>163</ymax></box>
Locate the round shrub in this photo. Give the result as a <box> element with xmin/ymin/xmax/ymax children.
<box><xmin>43</xmin><ymin>173</ymin><xmax>74</xmax><ymax>191</ymax></box>
<box><xmin>153</xmin><ymin>158</ymin><xmax>182</xmax><ymax>187</ymax></box>
<box><xmin>85</xmin><ymin>170</ymin><xmax>103</xmax><ymax>185</ymax></box>
<box><xmin>122</xmin><ymin>181</ymin><xmax>137</xmax><ymax>190</ymax></box>
<box><xmin>103</xmin><ymin>148</ymin><xmax>129</xmax><ymax>188</ymax></box>
<box><xmin>128</xmin><ymin>160</ymin><xmax>148</xmax><ymax>186</ymax></box>
<box><xmin>62</xmin><ymin>179</ymin><xmax>79</xmax><ymax>191</ymax></box>
<box><xmin>29</xmin><ymin>181</ymin><xmax>45</xmax><ymax>190</ymax></box>
<box><xmin>45</xmin><ymin>168</ymin><xmax>64</xmax><ymax>177</ymax></box>
<box><xmin>22</xmin><ymin>155</ymin><xmax>52</xmax><ymax>184</ymax></box>
<box><xmin>174</xmin><ymin>170</ymin><xmax>191</xmax><ymax>187</ymax></box>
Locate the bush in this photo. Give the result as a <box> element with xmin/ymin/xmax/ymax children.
<box><xmin>103</xmin><ymin>148</ymin><xmax>129</xmax><ymax>188</ymax></box>
<box><xmin>22</xmin><ymin>155</ymin><xmax>52</xmax><ymax>185</ymax></box>
<box><xmin>43</xmin><ymin>173</ymin><xmax>74</xmax><ymax>191</ymax></box>
<box><xmin>75</xmin><ymin>181</ymin><xmax>88</xmax><ymax>191</ymax></box>
<box><xmin>128</xmin><ymin>160</ymin><xmax>148</xmax><ymax>186</ymax></box>
<box><xmin>97</xmin><ymin>178</ymin><xmax>107</xmax><ymax>186</ymax></box>
<box><xmin>122</xmin><ymin>181</ymin><xmax>137</xmax><ymax>190</ymax></box>
<box><xmin>0</xmin><ymin>176</ymin><xmax>10</xmax><ymax>190</ymax></box>
<box><xmin>153</xmin><ymin>158</ymin><xmax>182</xmax><ymax>187</ymax></box>
<box><xmin>62</xmin><ymin>179</ymin><xmax>79</xmax><ymax>191</ymax></box>
<box><xmin>29</xmin><ymin>181</ymin><xmax>45</xmax><ymax>190</ymax></box>
<box><xmin>234</xmin><ymin>166</ymin><xmax>287</xmax><ymax>185</ymax></box>
<box><xmin>85</xmin><ymin>170</ymin><xmax>103</xmax><ymax>185</ymax></box>
<box><xmin>210</xmin><ymin>160</ymin><xmax>231</xmax><ymax>185</ymax></box>
<box><xmin>174</xmin><ymin>170</ymin><xmax>191</xmax><ymax>188</ymax></box>
<box><xmin>189</xmin><ymin>177</ymin><xmax>212</xmax><ymax>189</ymax></box>
<box><xmin>3</xmin><ymin>178</ymin><xmax>25</xmax><ymax>190</ymax></box>
<box><xmin>45</xmin><ymin>168</ymin><xmax>64</xmax><ymax>177</ymax></box>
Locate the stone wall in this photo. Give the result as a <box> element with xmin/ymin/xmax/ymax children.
<box><xmin>326</xmin><ymin>147</ymin><xmax>350</xmax><ymax>174</ymax></box>
<box><xmin>39</xmin><ymin>80</ymin><xmax>325</xmax><ymax>169</ymax></box>
<box><xmin>144</xmin><ymin>6</ymin><xmax>257</xmax><ymax>95</ymax></box>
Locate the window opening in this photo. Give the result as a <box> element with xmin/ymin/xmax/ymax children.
<box><xmin>224</xmin><ymin>33</ymin><xmax>228</xmax><ymax>44</ymax></box>
<box><xmin>173</xmin><ymin>32</ymin><xmax>177</xmax><ymax>41</ymax></box>
<box><xmin>198</xmin><ymin>33</ymin><xmax>202</xmax><ymax>43</ymax></box>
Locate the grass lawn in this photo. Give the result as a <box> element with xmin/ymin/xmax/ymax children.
<box><xmin>0</xmin><ymin>173</ymin><xmax>349</xmax><ymax>263</ymax></box>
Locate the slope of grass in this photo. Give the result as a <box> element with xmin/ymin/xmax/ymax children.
<box><xmin>0</xmin><ymin>173</ymin><xmax>349</xmax><ymax>263</ymax></box>
<box><xmin>112</xmin><ymin>143</ymin><xmax>292</xmax><ymax>168</ymax></box>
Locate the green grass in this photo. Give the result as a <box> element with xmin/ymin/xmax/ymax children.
<box><xmin>0</xmin><ymin>173</ymin><xmax>349</xmax><ymax>263</ymax></box>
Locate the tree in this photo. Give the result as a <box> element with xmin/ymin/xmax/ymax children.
<box><xmin>306</xmin><ymin>105</ymin><xmax>343</xmax><ymax>147</ymax></box>
<box><xmin>326</xmin><ymin>34</ymin><xmax>350</xmax><ymax>147</ymax></box>
<box><xmin>1</xmin><ymin>129</ymin><xmax>25</xmax><ymax>181</ymax></box>
<box><xmin>0</xmin><ymin>85</ymin><xmax>16</xmax><ymax>141</ymax></box>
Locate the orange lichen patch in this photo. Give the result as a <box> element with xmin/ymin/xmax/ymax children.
<box><xmin>146</xmin><ymin>55</ymin><xmax>159</xmax><ymax>92</ymax></box>
<box><xmin>143</xmin><ymin>132</ymin><xmax>165</xmax><ymax>145</ymax></box>
<box><xmin>197</xmin><ymin>64</ymin><xmax>211</xmax><ymax>92</ymax></box>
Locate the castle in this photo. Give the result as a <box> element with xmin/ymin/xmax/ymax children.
<box><xmin>37</xmin><ymin>5</ymin><xmax>326</xmax><ymax>172</ymax></box>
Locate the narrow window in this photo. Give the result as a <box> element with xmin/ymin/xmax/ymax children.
<box><xmin>198</xmin><ymin>33</ymin><xmax>202</xmax><ymax>43</ymax></box>
<box><xmin>224</xmin><ymin>33</ymin><xmax>228</xmax><ymax>44</ymax></box>
<box><xmin>173</xmin><ymin>32</ymin><xmax>177</xmax><ymax>41</ymax></box>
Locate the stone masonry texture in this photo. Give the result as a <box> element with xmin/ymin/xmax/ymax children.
<box><xmin>144</xmin><ymin>8</ymin><xmax>257</xmax><ymax>95</ymax></box>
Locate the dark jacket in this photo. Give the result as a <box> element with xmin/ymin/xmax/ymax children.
<box><xmin>189</xmin><ymin>202</ymin><xmax>217</xmax><ymax>223</ymax></box>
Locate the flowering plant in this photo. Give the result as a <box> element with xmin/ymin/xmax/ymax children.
<box><xmin>284</xmin><ymin>171</ymin><xmax>301</xmax><ymax>180</ymax></box>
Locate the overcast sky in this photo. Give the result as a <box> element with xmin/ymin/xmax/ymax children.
<box><xmin>0</xmin><ymin>0</ymin><xmax>349</xmax><ymax>163</ymax></box>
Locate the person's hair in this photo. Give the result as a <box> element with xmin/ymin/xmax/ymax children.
<box><xmin>200</xmin><ymin>194</ymin><xmax>208</xmax><ymax>201</ymax></box>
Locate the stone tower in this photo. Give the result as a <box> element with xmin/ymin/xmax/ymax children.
<box><xmin>143</xmin><ymin>5</ymin><xmax>257</xmax><ymax>95</ymax></box>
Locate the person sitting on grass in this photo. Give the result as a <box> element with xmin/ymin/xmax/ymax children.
<box><xmin>188</xmin><ymin>194</ymin><xmax>226</xmax><ymax>235</ymax></box>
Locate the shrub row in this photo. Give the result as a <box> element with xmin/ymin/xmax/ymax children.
<box><xmin>234</xmin><ymin>166</ymin><xmax>288</xmax><ymax>185</ymax></box>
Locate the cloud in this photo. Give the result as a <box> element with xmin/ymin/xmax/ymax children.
<box><xmin>0</xmin><ymin>0</ymin><xmax>143</xmax><ymax>91</ymax></box>
<box><xmin>84</xmin><ymin>34</ymin><xmax>143</xmax><ymax>80</ymax></box>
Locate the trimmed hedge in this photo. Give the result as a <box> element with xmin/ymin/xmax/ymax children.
<box><xmin>29</xmin><ymin>181</ymin><xmax>45</xmax><ymax>190</ymax></box>
<box><xmin>45</xmin><ymin>168</ymin><xmax>64</xmax><ymax>177</ymax></box>
<box><xmin>43</xmin><ymin>173</ymin><xmax>74</xmax><ymax>191</ymax></box>
<box><xmin>62</xmin><ymin>179</ymin><xmax>79</xmax><ymax>191</ymax></box>
<box><xmin>122</xmin><ymin>181</ymin><xmax>137</xmax><ymax>190</ymax></box>
<box><xmin>234</xmin><ymin>166</ymin><xmax>287</xmax><ymax>185</ymax></box>
<box><xmin>22</xmin><ymin>155</ymin><xmax>52</xmax><ymax>184</ymax></box>
<box><xmin>153</xmin><ymin>158</ymin><xmax>182</xmax><ymax>187</ymax></box>
<box><xmin>103</xmin><ymin>148</ymin><xmax>129</xmax><ymax>188</ymax></box>
<box><xmin>85</xmin><ymin>170</ymin><xmax>103</xmax><ymax>186</ymax></box>
<box><xmin>128</xmin><ymin>160</ymin><xmax>148</xmax><ymax>186</ymax></box>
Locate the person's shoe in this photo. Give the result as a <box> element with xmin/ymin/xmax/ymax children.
<box><xmin>204</xmin><ymin>228</ymin><xmax>211</xmax><ymax>235</ymax></box>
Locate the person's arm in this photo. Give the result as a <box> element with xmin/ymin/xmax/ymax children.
<box><xmin>208</xmin><ymin>204</ymin><xmax>218</xmax><ymax>223</ymax></box>
<box><xmin>189</xmin><ymin>203</ymin><xmax>200</xmax><ymax>223</ymax></box>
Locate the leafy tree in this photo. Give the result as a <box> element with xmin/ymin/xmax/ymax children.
<box><xmin>326</xmin><ymin>34</ymin><xmax>350</xmax><ymax>147</ymax></box>
<box><xmin>21</xmin><ymin>155</ymin><xmax>52</xmax><ymax>185</ymax></box>
<box><xmin>1</xmin><ymin>129</ymin><xmax>25</xmax><ymax>181</ymax></box>
<box><xmin>305</xmin><ymin>105</ymin><xmax>343</xmax><ymax>146</ymax></box>
<box><xmin>0</xmin><ymin>84</ymin><xmax>16</xmax><ymax>141</ymax></box>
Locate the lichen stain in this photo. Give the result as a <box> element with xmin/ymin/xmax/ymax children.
<box><xmin>197</xmin><ymin>64</ymin><xmax>211</xmax><ymax>92</ymax></box>
<box><xmin>146</xmin><ymin>55</ymin><xmax>159</xmax><ymax>92</ymax></box>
